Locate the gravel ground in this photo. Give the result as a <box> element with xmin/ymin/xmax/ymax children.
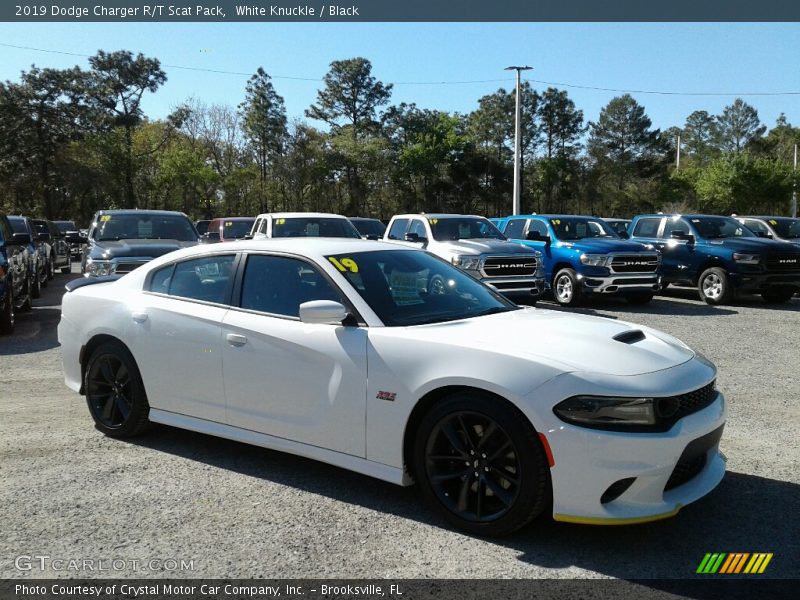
<box><xmin>1</xmin><ymin>271</ymin><xmax>798</xmax><ymax>581</ymax></box>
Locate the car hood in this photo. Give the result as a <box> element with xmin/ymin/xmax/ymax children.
<box><xmin>410</xmin><ymin>308</ymin><xmax>695</xmax><ymax>376</ymax></box>
<box><xmin>703</xmin><ymin>237</ymin><xmax>800</xmax><ymax>253</ymax></box>
<box><xmin>442</xmin><ymin>238</ymin><xmax>536</xmax><ymax>255</ymax></box>
<box><xmin>556</xmin><ymin>237</ymin><xmax>655</xmax><ymax>253</ymax></box>
<box><xmin>89</xmin><ymin>239</ymin><xmax>198</xmax><ymax>260</ymax></box>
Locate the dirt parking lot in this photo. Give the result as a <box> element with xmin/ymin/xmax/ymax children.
<box><xmin>1</xmin><ymin>272</ymin><xmax>798</xmax><ymax>580</ymax></box>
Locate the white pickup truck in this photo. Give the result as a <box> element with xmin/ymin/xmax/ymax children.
<box><xmin>383</xmin><ymin>213</ymin><xmax>545</xmax><ymax>300</ymax></box>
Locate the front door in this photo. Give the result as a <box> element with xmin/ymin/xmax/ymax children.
<box><xmin>222</xmin><ymin>253</ymin><xmax>368</xmax><ymax>456</ymax></box>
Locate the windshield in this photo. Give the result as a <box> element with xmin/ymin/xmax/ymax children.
<box><xmin>55</xmin><ymin>221</ymin><xmax>77</xmax><ymax>234</ymax></box>
<box><xmin>690</xmin><ymin>216</ymin><xmax>754</xmax><ymax>239</ymax></box>
<box><xmin>550</xmin><ymin>217</ymin><xmax>618</xmax><ymax>241</ymax></box>
<box><xmin>351</xmin><ymin>219</ymin><xmax>386</xmax><ymax>237</ymax></box>
<box><xmin>429</xmin><ymin>217</ymin><xmax>506</xmax><ymax>242</ymax></box>
<box><xmin>8</xmin><ymin>219</ymin><xmax>28</xmax><ymax>234</ymax></box>
<box><xmin>272</xmin><ymin>217</ymin><xmax>361</xmax><ymax>238</ymax></box>
<box><xmin>766</xmin><ymin>218</ymin><xmax>800</xmax><ymax>239</ymax></box>
<box><xmin>93</xmin><ymin>213</ymin><xmax>198</xmax><ymax>242</ymax></box>
<box><xmin>223</xmin><ymin>219</ymin><xmax>255</xmax><ymax>239</ymax></box>
<box><xmin>327</xmin><ymin>249</ymin><xmax>518</xmax><ymax>326</ymax></box>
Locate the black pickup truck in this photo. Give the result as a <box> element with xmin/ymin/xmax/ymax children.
<box><xmin>75</xmin><ymin>210</ymin><xmax>199</xmax><ymax>277</ymax></box>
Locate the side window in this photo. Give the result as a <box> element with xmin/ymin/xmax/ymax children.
<box><xmin>743</xmin><ymin>219</ymin><xmax>769</xmax><ymax>236</ymax></box>
<box><xmin>662</xmin><ymin>218</ymin><xmax>690</xmax><ymax>239</ymax></box>
<box><xmin>167</xmin><ymin>255</ymin><xmax>235</xmax><ymax>304</ymax></box>
<box><xmin>632</xmin><ymin>218</ymin><xmax>662</xmax><ymax>238</ymax></box>
<box><xmin>528</xmin><ymin>220</ymin><xmax>549</xmax><ymax>237</ymax></box>
<box><xmin>0</xmin><ymin>217</ymin><xmax>10</xmax><ymax>243</ymax></box>
<box><xmin>149</xmin><ymin>264</ymin><xmax>174</xmax><ymax>294</ymax></box>
<box><xmin>407</xmin><ymin>219</ymin><xmax>427</xmax><ymax>239</ymax></box>
<box><xmin>240</xmin><ymin>255</ymin><xmax>341</xmax><ymax>318</ymax></box>
<box><xmin>387</xmin><ymin>218</ymin><xmax>409</xmax><ymax>240</ymax></box>
<box><xmin>503</xmin><ymin>219</ymin><xmax>527</xmax><ymax>240</ymax></box>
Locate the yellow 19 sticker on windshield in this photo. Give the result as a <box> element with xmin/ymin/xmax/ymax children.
<box><xmin>328</xmin><ymin>257</ymin><xmax>359</xmax><ymax>273</ymax></box>
<box><xmin>276</xmin><ymin>218</ymin><xmax>285</xmax><ymax>225</ymax></box>
<box><xmin>100</xmin><ymin>215</ymin><xmax>111</xmax><ymax>222</ymax></box>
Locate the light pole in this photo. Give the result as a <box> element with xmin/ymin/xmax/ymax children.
<box><xmin>505</xmin><ymin>65</ymin><xmax>532</xmax><ymax>215</ymax></box>
<box><xmin>792</xmin><ymin>143</ymin><xmax>797</xmax><ymax>218</ymax></box>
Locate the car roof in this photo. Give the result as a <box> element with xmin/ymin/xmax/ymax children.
<box><xmin>392</xmin><ymin>213</ymin><xmax>489</xmax><ymax>220</ymax></box>
<box><xmin>95</xmin><ymin>209</ymin><xmax>188</xmax><ymax>216</ymax></box>
<box><xmin>255</xmin><ymin>212</ymin><xmax>349</xmax><ymax>219</ymax></box>
<box><xmin>348</xmin><ymin>216</ymin><xmax>383</xmax><ymax>222</ymax></box>
<box><xmin>210</xmin><ymin>216</ymin><xmax>254</xmax><ymax>222</ymax></box>
<box><xmin>740</xmin><ymin>215</ymin><xmax>797</xmax><ymax>220</ymax></box>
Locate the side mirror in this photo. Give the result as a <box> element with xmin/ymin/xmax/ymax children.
<box><xmin>670</xmin><ymin>231</ymin><xmax>695</xmax><ymax>244</ymax></box>
<box><xmin>618</xmin><ymin>231</ymin><xmax>630</xmax><ymax>239</ymax></box>
<box><xmin>299</xmin><ymin>300</ymin><xmax>348</xmax><ymax>325</ymax></box>
<box><xmin>365</xmin><ymin>234</ymin><xmax>381</xmax><ymax>241</ymax></box>
<box><xmin>12</xmin><ymin>232</ymin><xmax>31</xmax><ymax>245</ymax></box>
<box><xmin>525</xmin><ymin>230</ymin><xmax>550</xmax><ymax>243</ymax></box>
<box><xmin>756</xmin><ymin>231</ymin><xmax>773</xmax><ymax>239</ymax></box>
<box><xmin>242</xmin><ymin>233</ymin><xmax>254</xmax><ymax>240</ymax></box>
<box><xmin>66</xmin><ymin>231</ymin><xmax>88</xmax><ymax>244</ymax></box>
<box><xmin>405</xmin><ymin>232</ymin><xmax>427</xmax><ymax>244</ymax></box>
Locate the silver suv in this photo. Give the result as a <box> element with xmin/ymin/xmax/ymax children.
<box><xmin>383</xmin><ymin>214</ymin><xmax>545</xmax><ymax>299</ymax></box>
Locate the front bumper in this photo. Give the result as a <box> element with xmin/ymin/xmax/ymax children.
<box><xmin>523</xmin><ymin>359</ymin><xmax>726</xmax><ymax>524</ymax></box>
<box><xmin>579</xmin><ymin>272</ymin><xmax>661</xmax><ymax>295</ymax></box>
<box><xmin>729</xmin><ymin>270</ymin><xmax>800</xmax><ymax>292</ymax></box>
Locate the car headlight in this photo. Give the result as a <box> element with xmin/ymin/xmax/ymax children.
<box><xmin>554</xmin><ymin>396</ymin><xmax>657</xmax><ymax>428</ymax></box>
<box><xmin>86</xmin><ymin>259</ymin><xmax>113</xmax><ymax>277</ymax></box>
<box><xmin>732</xmin><ymin>253</ymin><xmax>761</xmax><ymax>265</ymax></box>
<box><xmin>579</xmin><ymin>254</ymin><xmax>609</xmax><ymax>267</ymax></box>
<box><xmin>451</xmin><ymin>255</ymin><xmax>481</xmax><ymax>270</ymax></box>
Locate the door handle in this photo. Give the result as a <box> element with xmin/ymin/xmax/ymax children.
<box><xmin>131</xmin><ymin>311</ymin><xmax>148</xmax><ymax>323</ymax></box>
<box><xmin>226</xmin><ymin>333</ymin><xmax>248</xmax><ymax>347</ymax></box>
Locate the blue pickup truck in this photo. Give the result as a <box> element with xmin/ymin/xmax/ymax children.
<box><xmin>628</xmin><ymin>213</ymin><xmax>800</xmax><ymax>304</ymax></box>
<box><xmin>493</xmin><ymin>214</ymin><xmax>661</xmax><ymax>306</ymax></box>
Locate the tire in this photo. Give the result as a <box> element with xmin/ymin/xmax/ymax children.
<box><xmin>31</xmin><ymin>267</ymin><xmax>41</xmax><ymax>299</ymax></box>
<box><xmin>0</xmin><ymin>286</ymin><xmax>14</xmax><ymax>335</ymax></box>
<box><xmin>84</xmin><ymin>342</ymin><xmax>151</xmax><ymax>437</ymax></box>
<box><xmin>552</xmin><ymin>268</ymin><xmax>582</xmax><ymax>306</ymax></box>
<box><xmin>47</xmin><ymin>256</ymin><xmax>55</xmax><ymax>281</ymax></box>
<box><xmin>19</xmin><ymin>276</ymin><xmax>32</xmax><ymax>312</ymax></box>
<box><xmin>413</xmin><ymin>391</ymin><xmax>551</xmax><ymax>536</ymax></box>
<box><xmin>625</xmin><ymin>291</ymin><xmax>654</xmax><ymax>305</ymax></box>
<box><xmin>761</xmin><ymin>287</ymin><xmax>796</xmax><ymax>304</ymax></box>
<box><xmin>697</xmin><ymin>267</ymin><xmax>731</xmax><ymax>305</ymax></box>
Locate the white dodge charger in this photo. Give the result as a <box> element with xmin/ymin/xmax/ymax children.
<box><xmin>58</xmin><ymin>239</ymin><xmax>726</xmax><ymax>535</ymax></box>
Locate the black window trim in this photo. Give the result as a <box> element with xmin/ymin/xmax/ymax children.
<box><xmin>230</xmin><ymin>250</ymin><xmax>368</xmax><ymax>327</ymax></box>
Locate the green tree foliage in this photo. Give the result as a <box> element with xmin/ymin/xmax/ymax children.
<box><xmin>0</xmin><ymin>52</ymin><xmax>796</xmax><ymax>226</ymax></box>
<box><xmin>239</xmin><ymin>68</ymin><xmax>287</xmax><ymax>213</ymax></box>
<box><xmin>714</xmin><ymin>98</ymin><xmax>766</xmax><ymax>153</ymax></box>
<box><xmin>88</xmin><ymin>50</ymin><xmax>167</xmax><ymax>208</ymax></box>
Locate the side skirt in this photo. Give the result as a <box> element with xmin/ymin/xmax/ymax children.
<box><xmin>149</xmin><ymin>408</ymin><xmax>411</xmax><ymax>486</ymax></box>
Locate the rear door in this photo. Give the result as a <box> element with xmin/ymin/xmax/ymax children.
<box><xmin>128</xmin><ymin>253</ymin><xmax>237</xmax><ymax>422</ymax></box>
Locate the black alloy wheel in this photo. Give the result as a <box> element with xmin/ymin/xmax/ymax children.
<box><xmin>0</xmin><ymin>286</ymin><xmax>14</xmax><ymax>334</ymax></box>
<box><xmin>414</xmin><ymin>392</ymin><xmax>551</xmax><ymax>536</ymax></box>
<box><xmin>85</xmin><ymin>342</ymin><xmax>151</xmax><ymax>437</ymax></box>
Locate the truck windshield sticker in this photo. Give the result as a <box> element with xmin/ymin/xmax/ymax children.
<box><xmin>389</xmin><ymin>271</ymin><xmax>425</xmax><ymax>306</ymax></box>
<box><xmin>429</xmin><ymin>218</ymin><xmax>438</xmax><ymax>225</ymax></box>
<box><xmin>769</xmin><ymin>220</ymin><xmax>778</xmax><ymax>225</ymax></box>
<box><xmin>275</xmin><ymin>218</ymin><xmax>285</xmax><ymax>225</ymax></box>
<box><xmin>100</xmin><ymin>215</ymin><xmax>111</xmax><ymax>222</ymax></box>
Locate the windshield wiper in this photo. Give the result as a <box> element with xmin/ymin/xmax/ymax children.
<box><xmin>471</xmin><ymin>306</ymin><xmax>516</xmax><ymax>318</ymax></box>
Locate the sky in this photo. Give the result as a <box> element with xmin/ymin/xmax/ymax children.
<box><xmin>0</xmin><ymin>22</ymin><xmax>798</xmax><ymax>133</ymax></box>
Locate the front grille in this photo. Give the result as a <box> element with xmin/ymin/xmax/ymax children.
<box><xmin>664</xmin><ymin>424</ymin><xmax>724</xmax><ymax>491</ymax></box>
<box><xmin>670</xmin><ymin>381</ymin><xmax>717</xmax><ymax>420</ymax></box>
<box><xmin>766</xmin><ymin>253</ymin><xmax>800</xmax><ymax>272</ymax></box>
<box><xmin>665</xmin><ymin>453</ymin><xmax>707</xmax><ymax>491</ymax></box>
<box><xmin>609</xmin><ymin>254</ymin><xmax>659</xmax><ymax>273</ymax></box>
<box><xmin>481</xmin><ymin>256</ymin><xmax>537</xmax><ymax>278</ymax></box>
<box><xmin>114</xmin><ymin>261</ymin><xmax>148</xmax><ymax>274</ymax></box>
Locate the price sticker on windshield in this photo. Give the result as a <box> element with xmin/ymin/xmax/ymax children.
<box><xmin>100</xmin><ymin>215</ymin><xmax>111</xmax><ymax>222</ymax></box>
<box><xmin>429</xmin><ymin>218</ymin><xmax>438</xmax><ymax>225</ymax></box>
<box><xmin>328</xmin><ymin>257</ymin><xmax>359</xmax><ymax>273</ymax></box>
<box><xmin>276</xmin><ymin>218</ymin><xmax>285</xmax><ymax>225</ymax></box>
<box><xmin>551</xmin><ymin>219</ymin><xmax>561</xmax><ymax>225</ymax></box>
<box><xmin>769</xmin><ymin>219</ymin><xmax>778</xmax><ymax>225</ymax></box>
<box><xmin>225</xmin><ymin>221</ymin><xmax>233</xmax><ymax>227</ymax></box>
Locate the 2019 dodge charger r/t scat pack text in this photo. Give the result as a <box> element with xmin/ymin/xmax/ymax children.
<box><xmin>58</xmin><ymin>239</ymin><xmax>726</xmax><ymax>535</ymax></box>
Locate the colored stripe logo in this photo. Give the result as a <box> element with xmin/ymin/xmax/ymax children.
<box><xmin>696</xmin><ymin>553</ymin><xmax>773</xmax><ymax>574</ymax></box>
